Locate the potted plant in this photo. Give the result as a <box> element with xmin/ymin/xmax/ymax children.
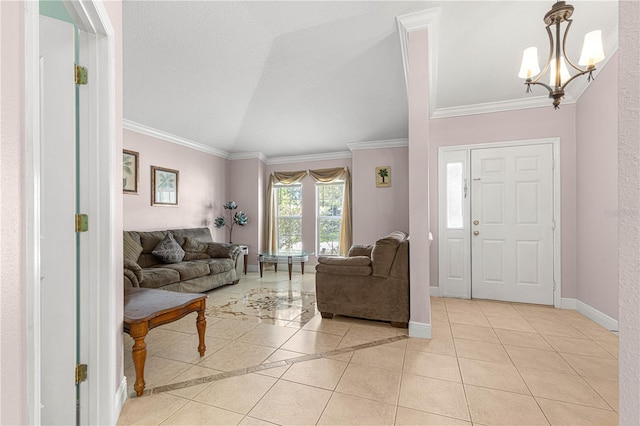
<box><xmin>214</xmin><ymin>201</ymin><xmax>248</xmax><ymax>243</ymax></box>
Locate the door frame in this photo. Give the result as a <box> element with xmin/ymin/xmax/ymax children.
<box><xmin>25</xmin><ymin>1</ymin><xmax>117</xmax><ymax>424</ymax></box>
<box><xmin>438</xmin><ymin>137</ymin><xmax>562</xmax><ymax>307</ymax></box>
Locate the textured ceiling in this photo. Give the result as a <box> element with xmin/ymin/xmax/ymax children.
<box><xmin>123</xmin><ymin>1</ymin><xmax>618</xmax><ymax>158</ymax></box>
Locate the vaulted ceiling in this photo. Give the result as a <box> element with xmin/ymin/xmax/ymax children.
<box><xmin>123</xmin><ymin>1</ymin><xmax>618</xmax><ymax>158</ymax></box>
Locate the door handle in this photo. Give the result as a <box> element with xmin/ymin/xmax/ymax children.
<box><xmin>473</xmin><ymin>220</ymin><xmax>479</xmax><ymax>226</ymax></box>
<box><xmin>473</xmin><ymin>231</ymin><xmax>480</xmax><ymax>236</ymax></box>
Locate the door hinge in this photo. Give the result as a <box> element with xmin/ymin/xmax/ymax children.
<box><xmin>75</xmin><ymin>64</ymin><xmax>88</xmax><ymax>85</ymax></box>
<box><xmin>553</xmin><ymin>281</ymin><xmax>556</xmax><ymax>291</ymax></box>
<box><xmin>75</xmin><ymin>214</ymin><xmax>88</xmax><ymax>232</ymax></box>
<box><xmin>552</xmin><ymin>220</ymin><xmax>556</xmax><ymax>230</ymax></box>
<box><xmin>75</xmin><ymin>364</ymin><xmax>88</xmax><ymax>385</ymax></box>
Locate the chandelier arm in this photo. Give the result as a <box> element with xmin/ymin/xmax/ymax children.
<box><xmin>560</xmin><ymin>68</ymin><xmax>593</xmax><ymax>91</ymax></box>
<box><xmin>525</xmin><ymin>80</ymin><xmax>554</xmax><ymax>94</ymax></box>
<box><xmin>561</xmin><ymin>18</ymin><xmax>583</xmax><ymax>73</ymax></box>
<box><xmin>528</xmin><ymin>24</ymin><xmax>555</xmax><ymax>85</ymax></box>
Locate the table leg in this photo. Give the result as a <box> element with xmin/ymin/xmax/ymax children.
<box><xmin>196</xmin><ymin>303</ymin><xmax>207</xmax><ymax>357</ymax></box>
<box><xmin>243</xmin><ymin>254</ymin><xmax>248</xmax><ymax>275</ymax></box>
<box><xmin>288</xmin><ymin>256</ymin><xmax>293</xmax><ymax>280</ymax></box>
<box><xmin>274</xmin><ymin>263</ymin><xmax>278</xmax><ymax>273</ymax></box>
<box><xmin>301</xmin><ymin>261</ymin><xmax>305</xmax><ymax>275</ymax></box>
<box><xmin>129</xmin><ymin>323</ymin><xmax>148</xmax><ymax>397</ymax></box>
<box><xmin>259</xmin><ymin>256</ymin><xmax>264</xmax><ymax>277</ymax></box>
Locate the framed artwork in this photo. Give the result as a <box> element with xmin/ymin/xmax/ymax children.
<box><xmin>123</xmin><ymin>150</ymin><xmax>139</xmax><ymax>194</ymax></box>
<box><xmin>375</xmin><ymin>166</ymin><xmax>391</xmax><ymax>188</ymax></box>
<box><xmin>151</xmin><ymin>166</ymin><xmax>179</xmax><ymax>206</ymax></box>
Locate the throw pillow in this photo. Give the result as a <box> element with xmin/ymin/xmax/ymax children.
<box><xmin>348</xmin><ymin>244</ymin><xmax>373</xmax><ymax>257</ymax></box>
<box><xmin>123</xmin><ymin>232</ymin><xmax>143</xmax><ymax>263</ymax></box>
<box><xmin>207</xmin><ymin>242</ymin><xmax>237</xmax><ymax>259</ymax></box>
<box><xmin>182</xmin><ymin>237</ymin><xmax>211</xmax><ymax>261</ymax></box>
<box><xmin>152</xmin><ymin>232</ymin><xmax>185</xmax><ymax>264</ymax></box>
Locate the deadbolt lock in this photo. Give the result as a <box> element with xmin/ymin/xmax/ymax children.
<box><xmin>473</xmin><ymin>231</ymin><xmax>480</xmax><ymax>236</ymax></box>
<box><xmin>473</xmin><ymin>220</ymin><xmax>479</xmax><ymax>226</ymax></box>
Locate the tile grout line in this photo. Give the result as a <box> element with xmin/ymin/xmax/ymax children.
<box><xmin>133</xmin><ymin>335</ymin><xmax>409</xmax><ymax>398</ymax></box>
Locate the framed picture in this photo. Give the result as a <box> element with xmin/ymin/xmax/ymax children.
<box><xmin>123</xmin><ymin>150</ymin><xmax>139</xmax><ymax>194</ymax></box>
<box><xmin>375</xmin><ymin>166</ymin><xmax>391</xmax><ymax>188</ymax></box>
<box><xmin>151</xmin><ymin>166</ymin><xmax>179</xmax><ymax>206</ymax></box>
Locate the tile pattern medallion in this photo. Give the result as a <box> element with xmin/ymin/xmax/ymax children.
<box><xmin>206</xmin><ymin>287</ymin><xmax>317</xmax><ymax>325</ymax></box>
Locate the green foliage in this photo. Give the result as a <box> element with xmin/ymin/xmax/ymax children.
<box><xmin>378</xmin><ymin>167</ymin><xmax>389</xmax><ymax>183</ymax></box>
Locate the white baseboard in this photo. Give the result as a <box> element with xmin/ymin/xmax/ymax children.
<box><xmin>409</xmin><ymin>321</ymin><xmax>432</xmax><ymax>339</ymax></box>
<box><xmin>115</xmin><ymin>377</ymin><xmax>127</xmax><ymax>421</ymax></box>
<box><xmin>560</xmin><ymin>297</ymin><xmax>618</xmax><ymax>331</ymax></box>
<box><xmin>430</xmin><ymin>286</ymin><xmax>441</xmax><ymax>297</ymax></box>
<box><xmin>576</xmin><ymin>300</ymin><xmax>619</xmax><ymax>332</ymax></box>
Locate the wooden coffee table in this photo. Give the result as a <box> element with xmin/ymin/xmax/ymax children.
<box><xmin>123</xmin><ymin>287</ymin><xmax>207</xmax><ymax>396</ymax></box>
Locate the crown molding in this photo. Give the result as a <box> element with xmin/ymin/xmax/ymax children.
<box><xmin>347</xmin><ymin>139</ymin><xmax>408</xmax><ymax>151</ymax></box>
<box><xmin>431</xmin><ymin>96</ymin><xmax>571</xmax><ymax>119</ymax></box>
<box><xmin>396</xmin><ymin>8</ymin><xmax>440</xmax><ymax>118</ymax></box>
<box><xmin>123</xmin><ymin>119</ymin><xmax>230</xmax><ymax>159</ymax></box>
<box><xmin>265</xmin><ymin>151</ymin><xmax>352</xmax><ymax>165</ymax></box>
<box><xmin>227</xmin><ymin>151</ymin><xmax>268</xmax><ymax>163</ymax></box>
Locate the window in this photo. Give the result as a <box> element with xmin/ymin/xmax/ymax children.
<box><xmin>446</xmin><ymin>162</ymin><xmax>464</xmax><ymax>229</ymax></box>
<box><xmin>275</xmin><ymin>184</ymin><xmax>302</xmax><ymax>251</ymax></box>
<box><xmin>316</xmin><ymin>182</ymin><xmax>344</xmax><ymax>255</ymax></box>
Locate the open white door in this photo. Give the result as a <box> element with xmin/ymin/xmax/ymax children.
<box><xmin>470</xmin><ymin>144</ymin><xmax>554</xmax><ymax>305</ymax></box>
<box><xmin>39</xmin><ymin>15</ymin><xmax>77</xmax><ymax>425</ymax></box>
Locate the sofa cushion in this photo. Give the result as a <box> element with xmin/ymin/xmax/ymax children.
<box><xmin>170</xmin><ymin>227</ymin><xmax>214</xmax><ymax>247</ymax></box>
<box><xmin>371</xmin><ymin>232</ymin><xmax>407</xmax><ymax>277</ymax></box>
<box><xmin>200</xmin><ymin>258</ymin><xmax>235</xmax><ymax>274</ymax></box>
<box><xmin>141</xmin><ymin>267</ymin><xmax>181</xmax><ymax>289</ymax></box>
<box><xmin>318</xmin><ymin>256</ymin><xmax>371</xmax><ymax>266</ymax></box>
<box><xmin>123</xmin><ymin>232</ymin><xmax>144</xmax><ymax>263</ymax></box>
<box><xmin>152</xmin><ymin>232</ymin><xmax>185</xmax><ymax>264</ymax></box>
<box><xmin>348</xmin><ymin>244</ymin><xmax>373</xmax><ymax>257</ymax></box>
<box><xmin>182</xmin><ymin>237</ymin><xmax>211</xmax><ymax>261</ymax></box>
<box><xmin>162</xmin><ymin>261</ymin><xmax>211</xmax><ymax>281</ymax></box>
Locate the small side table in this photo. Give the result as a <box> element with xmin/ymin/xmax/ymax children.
<box><xmin>238</xmin><ymin>245</ymin><xmax>249</xmax><ymax>274</ymax></box>
<box><xmin>123</xmin><ymin>288</ymin><xmax>207</xmax><ymax>396</ymax></box>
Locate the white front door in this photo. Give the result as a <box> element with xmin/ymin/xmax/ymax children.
<box><xmin>470</xmin><ymin>144</ymin><xmax>554</xmax><ymax>305</ymax></box>
<box><xmin>40</xmin><ymin>15</ymin><xmax>77</xmax><ymax>425</ymax></box>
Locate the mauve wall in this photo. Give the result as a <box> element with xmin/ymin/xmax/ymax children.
<box><xmin>265</xmin><ymin>157</ymin><xmax>352</xmax><ymax>266</ymax></box>
<box><xmin>351</xmin><ymin>147</ymin><xmax>409</xmax><ymax>244</ymax></box>
<box><xmin>407</xmin><ymin>29</ymin><xmax>431</xmax><ymax>332</ymax></box>
<box><xmin>123</xmin><ymin>129</ymin><xmax>227</xmax><ymax>242</ymax></box>
<box><xmin>576</xmin><ymin>52</ymin><xmax>619</xmax><ymax>320</ymax></box>
<box><xmin>1</xmin><ymin>2</ymin><xmax>26</xmax><ymax>423</ymax></box>
<box><xmin>429</xmin><ymin>106</ymin><xmax>578</xmax><ymax>299</ymax></box>
<box><xmin>227</xmin><ymin>158</ymin><xmax>262</xmax><ymax>266</ymax></box>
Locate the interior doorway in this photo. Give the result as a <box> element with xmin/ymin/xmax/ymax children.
<box><xmin>25</xmin><ymin>1</ymin><xmax>118</xmax><ymax>424</ymax></box>
<box><xmin>438</xmin><ymin>139</ymin><xmax>561</xmax><ymax>306</ymax></box>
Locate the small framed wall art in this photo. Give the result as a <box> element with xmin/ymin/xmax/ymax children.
<box><xmin>375</xmin><ymin>166</ymin><xmax>391</xmax><ymax>188</ymax></box>
<box><xmin>151</xmin><ymin>166</ymin><xmax>179</xmax><ymax>206</ymax></box>
<box><xmin>122</xmin><ymin>149</ymin><xmax>139</xmax><ymax>194</ymax></box>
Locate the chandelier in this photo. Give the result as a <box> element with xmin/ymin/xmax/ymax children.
<box><xmin>518</xmin><ymin>1</ymin><xmax>605</xmax><ymax>109</ymax></box>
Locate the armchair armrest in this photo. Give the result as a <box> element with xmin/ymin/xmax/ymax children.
<box><xmin>316</xmin><ymin>256</ymin><xmax>372</xmax><ymax>276</ymax></box>
<box><xmin>348</xmin><ymin>244</ymin><xmax>373</xmax><ymax>258</ymax></box>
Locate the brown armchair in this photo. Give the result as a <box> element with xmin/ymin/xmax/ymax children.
<box><xmin>315</xmin><ymin>231</ymin><xmax>409</xmax><ymax>328</ymax></box>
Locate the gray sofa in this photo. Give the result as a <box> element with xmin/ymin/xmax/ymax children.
<box><xmin>315</xmin><ymin>231</ymin><xmax>410</xmax><ymax>327</ymax></box>
<box><xmin>123</xmin><ymin>227</ymin><xmax>242</xmax><ymax>293</ymax></box>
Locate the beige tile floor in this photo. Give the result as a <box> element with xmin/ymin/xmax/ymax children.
<box><xmin>118</xmin><ymin>272</ymin><xmax>619</xmax><ymax>425</ymax></box>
